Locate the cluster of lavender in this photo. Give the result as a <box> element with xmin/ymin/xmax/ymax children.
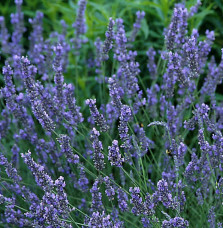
<box><xmin>0</xmin><ymin>0</ymin><xmax>223</xmax><ymax>227</ymax></box>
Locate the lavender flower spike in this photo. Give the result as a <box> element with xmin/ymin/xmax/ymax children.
<box><xmin>21</xmin><ymin>150</ymin><xmax>54</xmax><ymax>192</ymax></box>
<box><xmin>86</xmin><ymin>98</ymin><xmax>109</xmax><ymax>132</ymax></box>
<box><xmin>20</xmin><ymin>56</ymin><xmax>55</xmax><ymax>132</ymax></box>
<box><xmin>162</xmin><ymin>217</ymin><xmax>189</xmax><ymax>228</ymax></box>
<box><xmin>129</xmin><ymin>187</ymin><xmax>146</xmax><ymax>215</ymax></box>
<box><xmin>102</xmin><ymin>17</ymin><xmax>115</xmax><ymax>61</ymax></box>
<box><xmin>129</xmin><ymin>11</ymin><xmax>145</xmax><ymax>42</ymax></box>
<box><xmin>108</xmin><ymin>76</ymin><xmax>123</xmax><ymax>114</ymax></box>
<box><xmin>183</xmin><ymin>35</ymin><xmax>199</xmax><ymax>78</ymax></box>
<box><xmin>90</xmin><ymin>178</ymin><xmax>104</xmax><ymax>211</ymax></box>
<box><xmin>108</xmin><ymin>140</ymin><xmax>124</xmax><ymax>167</ymax></box>
<box><xmin>165</xmin><ymin>7</ymin><xmax>182</xmax><ymax>51</ymax></box>
<box><xmin>57</xmin><ymin>134</ymin><xmax>80</xmax><ymax>164</ymax></box>
<box><xmin>147</xmin><ymin>47</ymin><xmax>157</xmax><ymax>80</ymax></box>
<box><xmin>155</xmin><ymin>179</ymin><xmax>176</xmax><ymax>209</ymax></box>
<box><xmin>189</xmin><ymin>0</ymin><xmax>201</xmax><ymax>17</ymax></box>
<box><xmin>0</xmin><ymin>16</ymin><xmax>10</xmax><ymax>53</ymax></box>
<box><xmin>118</xmin><ymin>105</ymin><xmax>132</xmax><ymax>149</ymax></box>
<box><xmin>64</xmin><ymin>83</ymin><xmax>84</xmax><ymax>125</ymax></box>
<box><xmin>73</xmin><ymin>0</ymin><xmax>87</xmax><ymax>51</ymax></box>
<box><xmin>53</xmin><ymin>43</ymin><xmax>64</xmax><ymax>107</ymax></box>
<box><xmin>90</xmin><ymin>128</ymin><xmax>105</xmax><ymax>171</ymax></box>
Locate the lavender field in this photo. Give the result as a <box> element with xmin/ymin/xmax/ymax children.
<box><xmin>0</xmin><ymin>0</ymin><xmax>223</xmax><ymax>227</ymax></box>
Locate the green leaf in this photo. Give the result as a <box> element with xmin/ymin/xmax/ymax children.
<box><xmin>141</xmin><ymin>18</ymin><xmax>149</xmax><ymax>39</ymax></box>
<box><xmin>216</xmin><ymin>93</ymin><xmax>223</xmax><ymax>101</ymax></box>
<box><xmin>88</xmin><ymin>2</ymin><xmax>109</xmax><ymax>20</ymax></box>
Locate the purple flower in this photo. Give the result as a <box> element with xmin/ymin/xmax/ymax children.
<box><xmin>72</xmin><ymin>0</ymin><xmax>87</xmax><ymax>51</ymax></box>
<box><xmin>154</xmin><ymin>179</ymin><xmax>176</xmax><ymax>209</ymax></box>
<box><xmin>21</xmin><ymin>150</ymin><xmax>54</xmax><ymax>191</ymax></box>
<box><xmin>129</xmin><ymin>187</ymin><xmax>146</xmax><ymax>215</ymax></box>
<box><xmin>28</xmin><ymin>11</ymin><xmax>44</xmax><ymax>73</ymax></box>
<box><xmin>117</xmin><ymin>188</ymin><xmax>128</xmax><ymax>212</ymax></box>
<box><xmin>103</xmin><ymin>176</ymin><xmax>115</xmax><ymax>201</ymax></box>
<box><xmin>94</xmin><ymin>37</ymin><xmax>103</xmax><ymax>82</ymax></box>
<box><xmin>86</xmin><ymin>99</ymin><xmax>109</xmax><ymax>132</ymax></box>
<box><xmin>90</xmin><ymin>178</ymin><xmax>104</xmax><ymax>212</ymax></box>
<box><xmin>0</xmin><ymin>153</ymin><xmax>22</xmax><ymax>183</ymax></box>
<box><xmin>165</xmin><ymin>7</ymin><xmax>182</xmax><ymax>51</ymax></box>
<box><xmin>10</xmin><ymin>0</ymin><xmax>25</xmax><ymax>56</ymax></box>
<box><xmin>108</xmin><ymin>76</ymin><xmax>123</xmax><ymax>114</ymax></box>
<box><xmin>78</xmin><ymin>166</ymin><xmax>89</xmax><ymax>192</ymax></box>
<box><xmin>162</xmin><ymin>217</ymin><xmax>189</xmax><ymax>228</ymax></box>
<box><xmin>208</xmin><ymin>206</ymin><xmax>216</xmax><ymax>228</ymax></box>
<box><xmin>102</xmin><ymin>18</ymin><xmax>115</xmax><ymax>61</ymax></box>
<box><xmin>183</xmin><ymin>36</ymin><xmax>199</xmax><ymax>78</ymax></box>
<box><xmin>64</xmin><ymin>83</ymin><xmax>84</xmax><ymax>125</ymax></box>
<box><xmin>88</xmin><ymin>211</ymin><xmax>115</xmax><ymax>227</ymax></box>
<box><xmin>189</xmin><ymin>0</ymin><xmax>201</xmax><ymax>17</ymax></box>
<box><xmin>198</xmin><ymin>30</ymin><xmax>215</xmax><ymax>72</ymax></box>
<box><xmin>57</xmin><ymin>134</ymin><xmax>79</xmax><ymax>164</ymax></box>
<box><xmin>177</xmin><ymin>143</ymin><xmax>187</xmax><ymax>166</ymax></box>
<box><xmin>147</xmin><ymin>47</ymin><xmax>157</xmax><ymax>80</ymax></box>
<box><xmin>129</xmin><ymin>11</ymin><xmax>145</xmax><ymax>42</ymax></box>
<box><xmin>90</xmin><ymin>128</ymin><xmax>105</xmax><ymax>170</ymax></box>
<box><xmin>118</xmin><ymin>105</ymin><xmax>132</xmax><ymax>149</ymax></box>
<box><xmin>0</xmin><ymin>16</ymin><xmax>10</xmax><ymax>53</ymax></box>
<box><xmin>20</xmin><ymin>56</ymin><xmax>55</xmax><ymax>132</ymax></box>
<box><xmin>108</xmin><ymin>140</ymin><xmax>124</xmax><ymax>167</ymax></box>
<box><xmin>53</xmin><ymin>43</ymin><xmax>65</xmax><ymax>109</ymax></box>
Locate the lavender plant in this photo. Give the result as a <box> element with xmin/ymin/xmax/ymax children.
<box><xmin>0</xmin><ymin>0</ymin><xmax>223</xmax><ymax>227</ymax></box>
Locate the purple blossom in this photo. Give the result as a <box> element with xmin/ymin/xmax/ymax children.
<box><xmin>188</xmin><ymin>0</ymin><xmax>201</xmax><ymax>17</ymax></box>
<box><xmin>147</xmin><ymin>47</ymin><xmax>157</xmax><ymax>80</ymax></box>
<box><xmin>57</xmin><ymin>134</ymin><xmax>79</xmax><ymax>164</ymax></box>
<box><xmin>198</xmin><ymin>30</ymin><xmax>215</xmax><ymax>72</ymax></box>
<box><xmin>78</xmin><ymin>166</ymin><xmax>89</xmax><ymax>192</ymax></box>
<box><xmin>86</xmin><ymin>99</ymin><xmax>109</xmax><ymax>132</ymax></box>
<box><xmin>183</xmin><ymin>35</ymin><xmax>199</xmax><ymax>78</ymax></box>
<box><xmin>20</xmin><ymin>56</ymin><xmax>55</xmax><ymax>132</ymax></box>
<box><xmin>90</xmin><ymin>128</ymin><xmax>105</xmax><ymax>170</ymax></box>
<box><xmin>154</xmin><ymin>179</ymin><xmax>176</xmax><ymax>209</ymax></box>
<box><xmin>162</xmin><ymin>217</ymin><xmax>189</xmax><ymax>228</ymax></box>
<box><xmin>28</xmin><ymin>11</ymin><xmax>44</xmax><ymax>73</ymax></box>
<box><xmin>90</xmin><ymin>178</ymin><xmax>104</xmax><ymax>212</ymax></box>
<box><xmin>129</xmin><ymin>11</ymin><xmax>145</xmax><ymax>42</ymax></box>
<box><xmin>117</xmin><ymin>188</ymin><xmax>128</xmax><ymax>212</ymax></box>
<box><xmin>184</xmin><ymin>152</ymin><xmax>199</xmax><ymax>184</ymax></box>
<box><xmin>0</xmin><ymin>16</ymin><xmax>10</xmax><ymax>53</ymax></box>
<box><xmin>177</xmin><ymin>143</ymin><xmax>187</xmax><ymax>166</ymax></box>
<box><xmin>64</xmin><ymin>83</ymin><xmax>84</xmax><ymax>125</ymax></box>
<box><xmin>165</xmin><ymin>7</ymin><xmax>182</xmax><ymax>51</ymax></box>
<box><xmin>108</xmin><ymin>76</ymin><xmax>123</xmax><ymax>114</ymax></box>
<box><xmin>108</xmin><ymin>140</ymin><xmax>124</xmax><ymax>167</ymax></box>
<box><xmin>102</xmin><ymin>18</ymin><xmax>115</xmax><ymax>61</ymax></box>
<box><xmin>144</xmin><ymin>193</ymin><xmax>155</xmax><ymax>216</ymax></box>
<box><xmin>88</xmin><ymin>211</ymin><xmax>116</xmax><ymax>227</ymax></box>
<box><xmin>94</xmin><ymin>37</ymin><xmax>103</xmax><ymax>82</ymax></box>
<box><xmin>72</xmin><ymin>0</ymin><xmax>87</xmax><ymax>51</ymax></box>
<box><xmin>129</xmin><ymin>187</ymin><xmax>146</xmax><ymax>215</ymax></box>
<box><xmin>10</xmin><ymin>0</ymin><xmax>25</xmax><ymax>56</ymax></box>
<box><xmin>103</xmin><ymin>176</ymin><xmax>115</xmax><ymax>201</ymax></box>
<box><xmin>0</xmin><ymin>153</ymin><xmax>22</xmax><ymax>184</ymax></box>
<box><xmin>208</xmin><ymin>207</ymin><xmax>216</xmax><ymax>228</ymax></box>
<box><xmin>118</xmin><ymin>105</ymin><xmax>132</xmax><ymax>149</ymax></box>
<box><xmin>53</xmin><ymin>43</ymin><xmax>65</xmax><ymax>108</ymax></box>
<box><xmin>21</xmin><ymin>150</ymin><xmax>54</xmax><ymax>191</ymax></box>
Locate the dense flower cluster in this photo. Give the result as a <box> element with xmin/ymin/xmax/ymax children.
<box><xmin>0</xmin><ymin>0</ymin><xmax>222</xmax><ymax>227</ymax></box>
